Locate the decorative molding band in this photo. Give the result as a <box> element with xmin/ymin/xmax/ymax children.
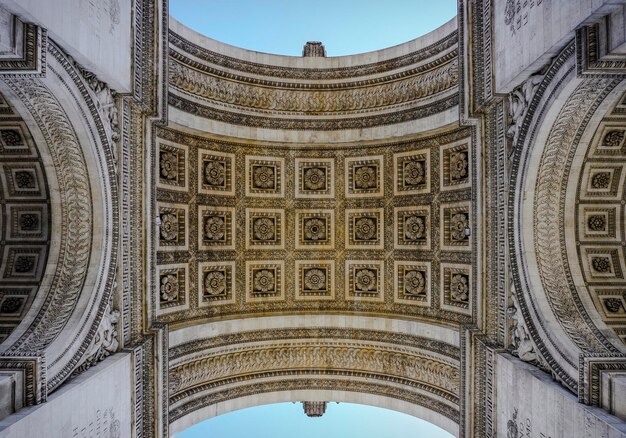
<box><xmin>0</xmin><ymin>353</ymin><xmax>45</xmax><ymax>406</ymax></box>
<box><xmin>0</xmin><ymin>13</ymin><xmax>46</xmax><ymax>77</ymax></box>
<box><xmin>169</xmin><ymin>377</ymin><xmax>460</xmax><ymax>424</ymax></box>
<box><xmin>170</xmin><ymin>342</ymin><xmax>460</xmax><ymax>401</ymax></box>
<box><xmin>169</xmin><ymin>30</ymin><xmax>458</xmax><ymax>80</ymax></box>
<box><xmin>168</xmin><ymin>92</ymin><xmax>458</xmax><ymax>130</ymax></box>
<box><xmin>169</xmin><ymin>327</ymin><xmax>460</xmax><ymax>361</ymax></box>
<box><xmin>576</xmin><ymin>21</ymin><xmax>626</xmax><ymax>78</ymax></box>
<box><xmin>579</xmin><ymin>353</ymin><xmax>626</xmax><ymax>406</ymax></box>
<box><xmin>169</xmin><ymin>57</ymin><xmax>458</xmax><ymax>115</ymax></box>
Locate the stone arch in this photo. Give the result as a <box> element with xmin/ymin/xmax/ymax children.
<box><xmin>509</xmin><ymin>42</ymin><xmax>626</xmax><ymax>393</ymax></box>
<box><xmin>170</xmin><ymin>389</ymin><xmax>459</xmax><ymax>437</ymax></box>
<box><xmin>0</xmin><ymin>40</ymin><xmax>119</xmax><ymax>403</ymax></box>
<box><xmin>167</xmin><ymin>315</ymin><xmax>460</xmax><ymax>437</ymax></box>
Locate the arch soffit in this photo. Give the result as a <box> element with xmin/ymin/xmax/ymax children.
<box><xmin>511</xmin><ymin>42</ymin><xmax>626</xmax><ymax>391</ymax></box>
<box><xmin>0</xmin><ymin>41</ymin><xmax>119</xmax><ymax>396</ymax></box>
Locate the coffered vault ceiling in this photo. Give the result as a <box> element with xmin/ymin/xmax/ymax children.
<box><xmin>0</xmin><ymin>92</ymin><xmax>50</xmax><ymax>343</ymax></box>
<box><xmin>154</xmin><ymin>127</ymin><xmax>473</xmax><ymax>325</ymax></box>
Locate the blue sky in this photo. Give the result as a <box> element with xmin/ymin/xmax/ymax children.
<box><xmin>176</xmin><ymin>402</ymin><xmax>453</xmax><ymax>438</ymax></box>
<box><xmin>169</xmin><ymin>1</ymin><xmax>457</xmax><ymax>436</ymax></box>
<box><xmin>169</xmin><ymin>0</ymin><xmax>457</xmax><ymax>56</ymax></box>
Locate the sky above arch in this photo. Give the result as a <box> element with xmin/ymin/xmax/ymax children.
<box><xmin>169</xmin><ymin>0</ymin><xmax>457</xmax><ymax>56</ymax></box>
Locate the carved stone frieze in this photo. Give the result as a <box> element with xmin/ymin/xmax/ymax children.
<box><xmin>170</xmin><ymin>341</ymin><xmax>460</xmax><ymax>401</ymax></box>
<box><xmin>169</xmin><ymin>57</ymin><xmax>458</xmax><ymax>115</ymax></box>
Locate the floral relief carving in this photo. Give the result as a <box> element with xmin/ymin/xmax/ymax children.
<box><xmin>591</xmin><ymin>257</ymin><xmax>611</xmax><ymax>273</ymax></box>
<box><xmin>403</xmin><ymin>161</ymin><xmax>425</xmax><ymax>186</ymax></box>
<box><xmin>0</xmin><ymin>129</ymin><xmax>23</xmax><ymax>146</ymax></box>
<box><xmin>591</xmin><ymin>172</ymin><xmax>611</xmax><ymax>189</ymax></box>
<box><xmin>204</xmin><ymin>161</ymin><xmax>225</xmax><ymax>187</ymax></box>
<box><xmin>394</xmin><ymin>151</ymin><xmax>429</xmax><ymax>195</ymax></box>
<box><xmin>253</xmin><ymin>217</ymin><xmax>276</xmax><ymax>241</ymax></box>
<box><xmin>246</xmin><ymin>156</ymin><xmax>284</xmax><ymax>197</ymax></box>
<box><xmin>604</xmin><ymin>298</ymin><xmax>623</xmax><ymax>313</ymax></box>
<box><xmin>304</xmin><ymin>269</ymin><xmax>326</xmax><ymax>291</ymax></box>
<box><xmin>253</xmin><ymin>165</ymin><xmax>276</xmax><ymax>189</ymax></box>
<box><xmin>587</xmin><ymin>215</ymin><xmax>606</xmax><ymax>231</ymax></box>
<box><xmin>303</xmin><ymin>167</ymin><xmax>326</xmax><ymax>191</ymax></box>
<box><xmin>160</xmin><ymin>213</ymin><xmax>178</xmax><ymax>241</ymax></box>
<box><xmin>602</xmin><ymin>130</ymin><xmax>625</xmax><ymax>147</ymax></box>
<box><xmin>160</xmin><ymin>274</ymin><xmax>180</xmax><ymax>303</ymax></box>
<box><xmin>404</xmin><ymin>216</ymin><xmax>425</xmax><ymax>241</ymax></box>
<box><xmin>303</xmin><ymin>218</ymin><xmax>326</xmax><ymax>241</ymax></box>
<box><xmin>160</xmin><ymin>151</ymin><xmax>178</xmax><ymax>181</ymax></box>
<box><xmin>404</xmin><ymin>270</ymin><xmax>426</xmax><ymax>296</ymax></box>
<box><xmin>14</xmin><ymin>170</ymin><xmax>35</xmax><ymax>189</ymax></box>
<box><xmin>441</xmin><ymin>265</ymin><xmax>471</xmax><ymax>314</ymax></box>
<box><xmin>346</xmin><ymin>156</ymin><xmax>384</xmax><ymax>197</ymax></box>
<box><xmin>354</xmin><ymin>165</ymin><xmax>377</xmax><ymax>190</ymax></box>
<box><xmin>204</xmin><ymin>271</ymin><xmax>226</xmax><ymax>296</ymax></box>
<box><xmin>450</xmin><ymin>213</ymin><xmax>469</xmax><ymax>241</ymax></box>
<box><xmin>450</xmin><ymin>274</ymin><xmax>469</xmax><ymax>303</ymax></box>
<box><xmin>354</xmin><ymin>217</ymin><xmax>377</xmax><ymax>241</ymax></box>
<box><xmin>449</xmin><ymin>151</ymin><xmax>468</xmax><ymax>181</ymax></box>
<box><xmin>253</xmin><ymin>269</ymin><xmax>275</xmax><ymax>293</ymax></box>
<box><xmin>204</xmin><ymin>216</ymin><xmax>225</xmax><ymax>241</ymax></box>
<box><xmin>355</xmin><ymin>269</ymin><xmax>377</xmax><ymax>292</ymax></box>
<box><xmin>199</xmin><ymin>262</ymin><xmax>235</xmax><ymax>305</ymax></box>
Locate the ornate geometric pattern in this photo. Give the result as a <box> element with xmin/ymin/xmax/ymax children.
<box><xmin>0</xmin><ymin>163</ymin><xmax>46</xmax><ymax>200</ymax></box>
<box><xmin>581</xmin><ymin>247</ymin><xmax>625</xmax><ymax>282</ymax></box>
<box><xmin>394</xmin><ymin>149</ymin><xmax>430</xmax><ymax>195</ymax></box>
<box><xmin>156</xmin><ymin>264</ymin><xmax>189</xmax><ymax>314</ymax></box>
<box><xmin>440</xmin><ymin>263</ymin><xmax>471</xmax><ymax>315</ymax></box>
<box><xmin>345</xmin><ymin>260</ymin><xmax>385</xmax><ymax>302</ymax></box>
<box><xmin>157</xmin><ymin>139</ymin><xmax>188</xmax><ymax>192</ymax></box>
<box><xmin>158</xmin><ymin>204</ymin><xmax>188</xmax><ymax>250</ymax></box>
<box><xmin>245</xmin><ymin>208</ymin><xmax>285</xmax><ymax>250</ymax></box>
<box><xmin>295</xmin><ymin>210</ymin><xmax>334</xmax><ymax>250</ymax></box>
<box><xmin>345</xmin><ymin>208</ymin><xmax>384</xmax><ymax>250</ymax></box>
<box><xmin>245</xmin><ymin>261</ymin><xmax>285</xmax><ymax>302</ymax></box>
<box><xmin>580</xmin><ymin>164</ymin><xmax>625</xmax><ymax>200</ymax></box>
<box><xmin>198</xmin><ymin>206</ymin><xmax>235</xmax><ymax>250</ymax></box>
<box><xmin>579</xmin><ymin>206</ymin><xmax>619</xmax><ymax>241</ymax></box>
<box><xmin>394</xmin><ymin>261</ymin><xmax>431</xmax><ymax>306</ymax></box>
<box><xmin>574</xmin><ymin>103</ymin><xmax>626</xmax><ymax>345</ymax></box>
<box><xmin>198</xmin><ymin>261</ymin><xmax>235</xmax><ymax>306</ymax></box>
<box><xmin>295</xmin><ymin>158</ymin><xmax>334</xmax><ymax>198</ymax></box>
<box><xmin>440</xmin><ymin>139</ymin><xmax>470</xmax><ymax>190</ymax></box>
<box><xmin>394</xmin><ymin>206</ymin><xmax>430</xmax><ymax>249</ymax></box>
<box><xmin>295</xmin><ymin>261</ymin><xmax>335</xmax><ymax>300</ymax></box>
<box><xmin>198</xmin><ymin>149</ymin><xmax>235</xmax><ymax>196</ymax></box>
<box><xmin>0</xmin><ymin>94</ymin><xmax>50</xmax><ymax>343</ymax></box>
<box><xmin>440</xmin><ymin>201</ymin><xmax>471</xmax><ymax>251</ymax></box>
<box><xmin>154</xmin><ymin>127</ymin><xmax>473</xmax><ymax>326</ymax></box>
<box><xmin>0</xmin><ymin>121</ymin><xmax>36</xmax><ymax>157</ymax></box>
<box><xmin>345</xmin><ymin>155</ymin><xmax>384</xmax><ymax>198</ymax></box>
<box><xmin>245</xmin><ymin>155</ymin><xmax>285</xmax><ymax>198</ymax></box>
